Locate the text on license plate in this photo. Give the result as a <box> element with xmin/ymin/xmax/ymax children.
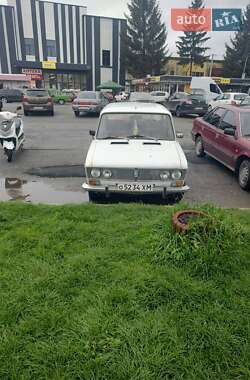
<box><xmin>116</xmin><ymin>183</ymin><xmax>155</xmax><ymax>192</ymax></box>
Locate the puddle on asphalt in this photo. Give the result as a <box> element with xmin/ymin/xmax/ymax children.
<box><xmin>0</xmin><ymin>177</ymin><xmax>89</xmax><ymax>204</ymax></box>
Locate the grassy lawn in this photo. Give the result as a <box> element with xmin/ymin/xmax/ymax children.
<box><xmin>0</xmin><ymin>202</ymin><xmax>250</xmax><ymax>380</ymax></box>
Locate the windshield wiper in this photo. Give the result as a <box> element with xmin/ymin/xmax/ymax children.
<box><xmin>127</xmin><ymin>135</ymin><xmax>158</xmax><ymax>140</ymax></box>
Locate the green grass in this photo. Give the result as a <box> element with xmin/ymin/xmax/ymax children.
<box><xmin>0</xmin><ymin>202</ymin><xmax>250</xmax><ymax>380</ymax></box>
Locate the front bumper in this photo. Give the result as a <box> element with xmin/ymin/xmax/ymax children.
<box><xmin>82</xmin><ymin>182</ymin><xmax>189</xmax><ymax>195</ymax></box>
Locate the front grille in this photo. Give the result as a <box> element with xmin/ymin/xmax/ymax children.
<box><xmin>87</xmin><ymin>168</ymin><xmax>167</xmax><ymax>181</ymax></box>
<box><xmin>112</xmin><ymin>168</ymin><xmax>162</xmax><ymax>180</ymax></box>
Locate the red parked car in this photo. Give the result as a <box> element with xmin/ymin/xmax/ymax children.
<box><xmin>191</xmin><ymin>105</ymin><xmax>250</xmax><ymax>190</ymax></box>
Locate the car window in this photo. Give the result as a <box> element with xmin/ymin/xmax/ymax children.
<box><xmin>206</xmin><ymin>107</ymin><xmax>225</xmax><ymax>127</ymax></box>
<box><xmin>97</xmin><ymin>113</ymin><xmax>175</xmax><ymax>141</ymax></box>
<box><xmin>234</xmin><ymin>94</ymin><xmax>247</xmax><ymax>100</ymax></box>
<box><xmin>220</xmin><ymin>111</ymin><xmax>237</xmax><ymax>130</ymax></box>
<box><xmin>210</xmin><ymin>84</ymin><xmax>221</xmax><ymax>94</ymax></box>
<box><xmin>26</xmin><ymin>90</ymin><xmax>49</xmax><ymax>96</ymax></box>
<box><xmin>240</xmin><ymin>112</ymin><xmax>250</xmax><ymax>136</ymax></box>
<box><xmin>241</xmin><ymin>97</ymin><xmax>250</xmax><ymax>105</ymax></box>
<box><xmin>175</xmin><ymin>93</ymin><xmax>188</xmax><ymax>99</ymax></box>
<box><xmin>222</xmin><ymin>94</ymin><xmax>230</xmax><ymax>100</ymax></box>
<box><xmin>129</xmin><ymin>92</ymin><xmax>154</xmax><ymax>101</ymax></box>
<box><xmin>156</xmin><ymin>92</ymin><xmax>166</xmax><ymax>96</ymax></box>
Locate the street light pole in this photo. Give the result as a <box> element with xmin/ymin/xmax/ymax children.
<box><xmin>242</xmin><ymin>55</ymin><xmax>249</xmax><ymax>79</ymax></box>
<box><xmin>209</xmin><ymin>54</ymin><xmax>215</xmax><ymax>77</ymax></box>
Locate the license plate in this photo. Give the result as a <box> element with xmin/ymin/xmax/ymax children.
<box><xmin>79</xmin><ymin>107</ymin><xmax>90</xmax><ymax>110</ymax></box>
<box><xmin>116</xmin><ymin>183</ymin><xmax>155</xmax><ymax>192</ymax></box>
<box><xmin>33</xmin><ymin>106</ymin><xmax>43</xmax><ymax>110</ymax></box>
<box><xmin>195</xmin><ymin>107</ymin><xmax>203</xmax><ymax>110</ymax></box>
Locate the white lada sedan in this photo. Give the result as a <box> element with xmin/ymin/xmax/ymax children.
<box><xmin>83</xmin><ymin>102</ymin><xmax>189</xmax><ymax>202</ymax></box>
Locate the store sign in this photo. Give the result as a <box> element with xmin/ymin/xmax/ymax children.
<box><xmin>213</xmin><ymin>77</ymin><xmax>231</xmax><ymax>84</ymax></box>
<box><xmin>31</xmin><ymin>74</ymin><xmax>43</xmax><ymax>80</ymax></box>
<box><xmin>22</xmin><ymin>68</ymin><xmax>42</xmax><ymax>75</ymax></box>
<box><xmin>42</xmin><ymin>61</ymin><xmax>56</xmax><ymax>70</ymax></box>
<box><xmin>131</xmin><ymin>79</ymin><xmax>145</xmax><ymax>85</ymax></box>
<box><xmin>150</xmin><ymin>76</ymin><xmax>161</xmax><ymax>82</ymax></box>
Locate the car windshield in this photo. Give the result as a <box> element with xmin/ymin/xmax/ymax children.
<box><xmin>188</xmin><ymin>94</ymin><xmax>205</xmax><ymax>101</ymax></box>
<box><xmin>26</xmin><ymin>90</ymin><xmax>48</xmax><ymax>96</ymax></box>
<box><xmin>234</xmin><ymin>94</ymin><xmax>247</xmax><ymax>100</ymax></box>
<box><xmin>97</xmin><ymin>113</ymin><xmax>175</xmax><ymax>140</ymax></box>
<box><xmin>78</xmin><ymin>92</ymin><xmax>98</xmax><ymax>99</ymax></box>
<box><xmin>240</xmin><ymin>112</ymin><xmax>250</xmax><ymax>136</ymax></box>
<box><xmin>129</xmin><ymin>92</ymin><xmax>154</xmax><ymax>102</ymax></box>
<box><xmin>241</xmin><ymin>97</ymin><xmax>250</xmax><ymax>105</ymax></box>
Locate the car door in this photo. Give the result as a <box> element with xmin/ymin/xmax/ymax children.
<box><xmin>214</xmin><ymin>110</ymin><xmax>239</xmax><ymax>169</ymax></box>
<box><xmin>201</xmin><ymin>107</ymin><xmax>226</xmax><ymax>157</ymax></box>
<box><xmin>167</xmin><ymin>93</ymin><xmax>179</xmax><ymax>111</ymax></box>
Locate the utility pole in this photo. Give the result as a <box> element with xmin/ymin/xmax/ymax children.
<box><xmin>209</xmin><ymin>54</ymin><xmax>215</xmax><ymax>77</ymax></box>
<box><xmin>242</xmin><ymin>55</ymin><xmax>249</xmax><ymax>79</ymax></box>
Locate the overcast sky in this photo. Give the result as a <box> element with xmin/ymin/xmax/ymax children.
<box><xmin>1</xmin><ymin>0</ymin><xmax>250</xmax><ymax>59</ymax></box>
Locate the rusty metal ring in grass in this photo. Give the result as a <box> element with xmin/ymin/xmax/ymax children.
<box><xmin>172</xmin><ymin>210</ymin><xmax>208</xmax><ymax>233</ymax></box>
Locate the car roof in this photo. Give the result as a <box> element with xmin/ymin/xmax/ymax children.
<box><xmin>214</xmin><ymin>104</ymin><xmax>250</xmax><ymax>113</ymax></box>
<box><xmin>101</xmin><ymin>101</ymin><xmax>171</xmax><ymax>115</ymax></box>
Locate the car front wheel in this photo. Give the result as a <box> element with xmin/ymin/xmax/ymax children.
<box><xmin>176</xmin><ymin>107</ymin><xmax>182</xmax><ymax>117</ymax></box>
<box><xmin>238</xmin><ymin>159</ymin><xmax>250</xmax><ymax>190</ymax></box>
<box><xmin>195</xmin><ymin>136</ymin><xmax>205</xmax><ymax>157</ymax></box>
<box><xmin>74</xmin><ymin>110</ymin><xmax>80</xmax><ymax>117</ymax></box>
<box><xmin>88</xmin><ymin>191</ymin><xmax>101</xmax><ymax>202</ymax></box>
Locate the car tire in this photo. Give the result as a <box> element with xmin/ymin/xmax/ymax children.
<box><xmin>59</xmin><ymin>99</ymin><xmax>65</xmax><ymax>105</ymax></box>
<box><xmin>24</xmin><ymin>110</ymin><xmax>29</xmax><ymax>116</ymax></box>
<box><xmin>1</xmin><ymin>97</ymin><xmax>7</xmax><ymax>104</ymax></box>
<box><xmin>88</xmin><ymin>191</ymin><xmax>100</xmax><ymax>202</ymax></box>
<box><xmin>50</xmin><ymin>109</ymin><xmax>54</xmax><ymax>116</ymax></box>
<box><xmin>238</xmin><ymin>159</ymin><xmax>250</xmax><ymax>191</ymax></box>
<box><xmin>165</xmin><ymin>193</ymin><xmax>184</xmax><ymax>205</ymax></box>
<box><xmin>6</xmin><ymin>149</ymin><xmax>13</xmax><ymax>163</ymax></box>
<box><xmin>176</xmin><ymin>107</ymin><xmax>182</xmax><ymax>117</ymax></box>
<box><xmin>195</xmin><ymin>136</ymin><xmax>205</xmax><ymax>157</ymax></box>
<box><xmin>74</xmin><ymin>111</ymin><xmax>80</xmax><ymax>117</ymax></box>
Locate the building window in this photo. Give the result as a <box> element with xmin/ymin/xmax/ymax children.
<box><xmin>102</xmin><ymin>50</ymin><xmax>110</xmax><ymax>67</ymax></box>
<box><xmin>47</xmin><ymin>40</ymin><xmax>56</xmax><ymax>57</ymax></box>
<box><xmin>25</xmin><ymin>38</ymin><xmax>35</xmax><ymax>56</ymax></box>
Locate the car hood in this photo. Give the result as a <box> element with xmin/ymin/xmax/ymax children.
<box><xmin>85</xmin><ymin>139</ymin><xmax>188</xmax><ymax>169</ymax></box>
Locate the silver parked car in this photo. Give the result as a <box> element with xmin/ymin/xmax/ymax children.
<box><xmin>128</xmin><ymin>92</ymin><xmax>156</xmax><ymax>103</ymax></box>
<box><xmin>72</xmin><ymin>91</ymin><xmax>109</xmax><ymax>117</ymax></box>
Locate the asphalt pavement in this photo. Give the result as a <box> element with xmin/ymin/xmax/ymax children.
<box><xmin>0</xmin><ymin>103</ymin><xmax>249</xmax><ymax>208</ymax></box>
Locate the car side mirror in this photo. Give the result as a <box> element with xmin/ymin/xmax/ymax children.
<box><xmin>16</xmin><ymin>106</ymin><xmax>22</xmax><ymax>111</ymax></box>
<box><xmin>176</xmin><ymin>132</ymin><xmax>184</xmax><ymax>138</ymax></box>
<box><xmin>89</xmin><ymin>130</ymin><xmax>96</xmax><ymax>137</ymax></box>
<box><xmin>224</xmin><ymin>127</ymin><xmax>236</xmax><ymax>137</ymax></box>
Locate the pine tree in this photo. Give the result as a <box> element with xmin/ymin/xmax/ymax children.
<box><xmin>122</xmin><ymin>0</ymin><xmax>168</xmax><ymax>78</ymax></box>
<box><xmin>224</xmin><ymin>5</ymin><xmax>250</xmax><ymax>78</ymax></box>
<box><xmin>176</xmin><ymin>0</ymin><xmax>210</xmax><ymax>76</ymax></box>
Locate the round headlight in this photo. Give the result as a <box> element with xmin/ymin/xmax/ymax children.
<box><xmin>103</xmin><ymin>169</ymin><xmax>112</xmax><ymax>178</ymax></box>
<box><xmin>172</xmin><ymin>170</ymin><xmax>182</xmax><ymax>180</ymax></box>
<box><xmin>160</xmin><ymin>171</ymin><xmax>170</xmax><ymax>180</ymax></box>
<box><xmin>91</xmin><ymin>169</ymin><xmax>101</xmax><ymax>178</ymax></box>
